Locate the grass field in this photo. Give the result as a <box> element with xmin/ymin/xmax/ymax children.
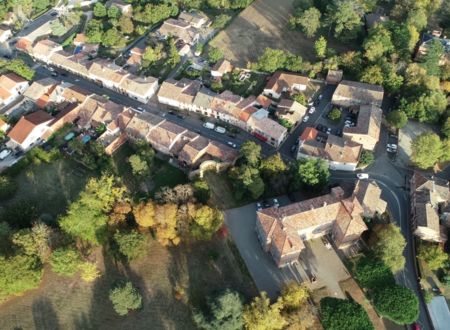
<box><xmin>0</xmin><ymin>237</ymin><xmax>257</xmax><ymax>330</ymax></box>
<box><xmin>209</xmin><ymin>0</ymin><xmax>356</xmax><ymax>67</ymax></box>
<box><xmin>0</xmin><ymin>158</ymin><xmax>93</xmax><ymax>219</ymax></box>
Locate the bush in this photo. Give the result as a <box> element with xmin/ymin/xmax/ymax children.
<box><xmin>386</xmin><ymin>110</ymin><xmax>408</xmax><ymax>128</ymax></box>
<box><xmin>113</xmin><ymin>230</ymin><xmax>147</xmax><ymax>261</ymax></box>
<box><xmin>79</xmin><ymin>262</ymin><xmax>101</xmax><ymax>282</ymax></box>
<box><xmin>418</xmin><ymin>243</ymin><xmax>448</xmax><ymax>271</ymax></box>
<box><xmin>193</xmin><ymin>180</ymin><xmax>210</xmax><ymax>204</ymax></box>
<box><xmin>320</xmin><ymin>297</ymin><xmax>374</xmax><ymax>330</ymax></box>
<box><xmin>328</xmin><ymin>108</ymin><xmax>342</xmax><ymax>122</ymax></box>
<box><xmin>50</xmin><ymin>247</ymin><xmax>82</xmax><ymax>277</ymax></box>
<box><xmin>0</xmin><ymin>176</ymin><xmax>18</xmax><ymax>201</ymax></box>
<box><xmin>0</xmin><ymin>254</ymin><xmax>43</xmax><ymax>302</ymax></box>
<box><xmin>109</xmin><ymin>281</ymin><xmax>142</xmax><ymax>316</ymax></box>
<box><xmin>281</xmin><ymin>282</ymin><xmax>309</xmax><ymax>310</ymax></box>
<box><xmin>358</xmin><ymin>150</ymin><xmax>374</xmax><ymax>167</ymax></box>
<box><xmin>373</xmin><ymin>285</ymin><xmax>419</xmax><ymax>325</ymax></box>
<box><xmin>278</xmin><ymin>118</ymin><xmax>293</xmax><ymax>130</ymax></box>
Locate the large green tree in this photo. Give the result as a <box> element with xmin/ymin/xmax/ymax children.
<box><xmin>294</xmin><ymin>158</ymin><xmax>330</xmax><ymax>189</ymax></box>
<box><xmin>194</xmin><ymin>289</ymin><xmax>244</xmax><ymax>330</ymax></box>
<box><xmin>363</xmin><ymin>24</ymin><xmax>394</xmax><ymax>62</ymax></box>
<box><xmin>371</xmin><ymin>224</ymin><xmax>406</xmax><ymax>274</ymax></box>
<box><xmin>296</xmin><ymin>7</ymin><xmax>321</xmax><ymax>38</ymax></box>
<box><xmin>386</xmin><ymin>110</ymin><xmax>408</xmax><ymax>128</ymax></box>
<box><xmin>240</xmin><ymin>141</ymin><xmax>261</xmax><ymax>167</ymax></box>
<box><xmin>326</xmin><ymin>0</ymin><xmax>364</xmax><ymax>38</ymax></box>
<box><xmin>190</xmin><ymin>206</ymin><xmax>224</xmax><ymax>240</ymax></box>
<box><xmin>421</xmin><ymin>39</ymin><xmax>445</xmax><ymax>76</ymax></box>
<box><xmin>373</xmin><ymin>285</ymin><xmax>419</xmax><ymax>325</ymax></box>
<box><xmin>418</xmin><ymin>243</ymin><xmax>448</xmax><ymax>271</ymax></box>
<box><xmin>59</xmin><ymin>175</ymin><xmax>125</xmax><ymax>245</ymax></box>
<box><xmin>320</xmin><ymin>297</ymin><xmax>374</xmax><ymax>330</ymax></box>
<box><xmin>411</xmin><ymin>133</ymin><xmax>443</xmax><ymax>169</ymax></box>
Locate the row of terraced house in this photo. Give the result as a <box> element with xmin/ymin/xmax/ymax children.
<box><xmin>5</xmin><ymin>78</ymin><xmax>238</xmax><ymax>171</ymax></box>
<box><xmin>17</xmin><ymin>38</ymin><xmax>159</xmax><ymax>104</ymax></box>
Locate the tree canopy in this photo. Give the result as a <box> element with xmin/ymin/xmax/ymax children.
<box><xmin>113</xmin><ymin>230</ymin><xmax>147</xmax><ymax>261</ymax></box>
<box><xmin>320</xmin><ymin>297</ymin><xmax>374</xmax><ymax>330</ymax></box>
<box><xmin>194</xmin><ymin>289</ymin><xmax>244</xmax><ymax>330</ymax></box>
<box><xmin>417</xmin><ymin>243</ymin><xmax>448</xmax><ymax>271</ymax></box>
<box><xmin>373</xmin><ymin>285</ymin><xmax>419</xmax><ymax>325</ymax></box>
<box><xmin>109</xmin><ymin>281</ymin><xmax>142</xmax><ymax>316</ymax></box>
<box><xmin>242</xmin><ymin>292</ymin><xmax>287</xmax><ymax>330</ymax></box>
<box><xmin>411</xmin><ymin>133</ymin><xmax>445</xmax><ymax>169</ymax></box>
<box><xmin>386</xmin><ymin>110</ymin><xmax>408</xmax><ymax>128</ymax></box>
<box><xmin>371</xmin><ymin>224</ymin><xmax>406</xmax><ymax>274</ymax></box>
<box><xmin>294</xmin><ymin>158</ymin><xmax>330</xmax><ymax>189</ymax></box>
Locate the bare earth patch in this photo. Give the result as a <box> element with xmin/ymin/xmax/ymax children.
<box><xmin>210</xmin><ymin>0</ymin><xmax>355</xmax><ymax>67</ymax></box>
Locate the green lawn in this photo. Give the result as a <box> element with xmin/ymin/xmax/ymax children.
<box><xmin>1</xmin><ymin>158</ymin><xmax>93</xmax><ymax>219</ymax></box>
<box><xmin>151</xmin><ymin>158</ymin><xmax>188</xmax><ymax>193</ymax></box>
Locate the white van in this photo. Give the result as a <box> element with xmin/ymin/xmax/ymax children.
<box><xmin>356</xmin><ymin>173</ymin><xmax>369</xmax><ymax>180</ymax></box>
<box><xmin>203</xmin><ymin>122</ymin><xmax>215</xmax><ymax>130</ymax></box>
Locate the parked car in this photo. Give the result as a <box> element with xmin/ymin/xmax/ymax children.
<box><xmin>326</xmin><ymin>127</ymin><xmax>332</xmax><ymax>134</ymax></box>
<box><xmin>336</xmin><ymin>129</ymin><xmax>342</xmax><ymax>136</ymax></box>
<box><xmin>203</xmin><ymin>122</ymin><xmax>215</xmax><ymax>130</ymax></box>
<box><xmin>168</xmin><ymin>111</ymin><xmax>175</xmax><ymax>115</ymax></box>
<box><xmin>256</xmin><ymin>202</ymin><xmax>262</xmax><ymax>211</ymax></box>
<box><xmin>263</xmin><ymin>200</ymin><xmax>270</xmax><ymax>208</ymax></box>
<box><xmin>387</xmin><ymin>143</ymin><xmax>397</xmax><ymax>149</ymax></box>
<box><xmin>0</xmin><ymin>148</ymin><xmax>12</xmax><ymax>160</ymax></box>
<box><xmin>50</xmin><ymin>11</ymin><xmax>58</xmax><ymax>16</ymax></box>
<box><xmin>51</xmin><ymin>72</ymin><xmax>58</xmax><ymax>77</ymax></box>
<box><xmin>356</xmin><ymin>173</ymin><xmax>369</xmax><ymax>179</ymax></box>
<box><xmin>227</xmin><ymin>141</ymin><xmax>237</xmax><ymax>148</ymax></box>
<box><xmin>386</xmin><ymin>147</ymin><xmax>396</xmax><ymax>153</ymax></box>
<box><xmin>290</xmin><ymin>144</ymin><xmax>297</xmax><ymax>153</ymax></box>
<box><xmin>318</xmin><ymin>94</ymin><xmax>323</xmax><ymax>100</ymax></box>
<box><xmin>176</xmin><ymin>113</ymin><xmax>185</xmax><ymax>119</ymax></box>
<box><xmin>215</xmin><ymin>126</ymin><xmax>226</xmax><ymax>134</ymax></box>
<box><xmin>136</xmin><ymin>106</ymin><xmax>144</xmax><ymax>112</ymax></box>
<box><xmin>302</xmin><ymin>115</ymin><xmax>310</xmax><ymax>122</ymax></box>
<box><xmin>308</xmin><ymin>106</ymin><xmax>315</xmax><ymax>114</ymax></box>
<box><xmin>320</xmin><ymin>125</ymin><xmax>328</xmax><ymax>133</ymax></box>
<box><xmin>273</xmin><ymin>198</ymin><xmax>280</xmax><ymax>208</ymax></box>
<box><xmin>389</xmin><ymin>134</ymin><xmax>398</xmax><ymax>139</ymax></box>
<box><xmin>316</xmin><ymin>124</ymin><xmax>324</xmax><ymax>131</ymax></box>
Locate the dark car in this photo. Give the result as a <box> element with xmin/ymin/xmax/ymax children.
<box><xmin>2</xmin><ymin>54</ymin><xmax>12</xmax><ymax>59</ymax></box>
<box><xmin>168</xmin><ymin>111</ymin><xmax>175</xmax><ymax>115</ymax></box>
<box><xmin>263</xmin><ymin>200</ymin><xmax>270</xmax><ymax>208</ymax></box>
<box><xmin>336</xmin><ymin>129</ymin><xmax>342</xmax><ymax>136</ymax></box>
<box><xmin>316</xmin><ymin>123</ymin><xmax>324</xmax><ymax>131</ymax></box>
<box><xmin>227</xmin><ymin>133</ymin><xmax>236</xmax><ymax>139</ymax></box>
<box><xmin>51</xmin><ymin>72</ymin><xmax>58</xmax><ymax>77</ymax></box>
<box><xmin>50</xmin><ymin>12</ymin><xmax>58</xmax><ymax>16</ymax></box>
<box><xmin>290</xmin><ymin>145</ymin><xmax>297</xmax><ymax>153</ymax></box>
<box><xmin>60</xmin><ymin>72</ymin><xmax>68</xmax><ymax>77</ymax></box>
<box><xmin>176</xmin><ymin>114</ymin><xmax>185</xmax><ymax>119</ymax></box>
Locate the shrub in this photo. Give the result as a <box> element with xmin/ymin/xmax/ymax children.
<box><xmin>328</xmin><ymin>108</ymin><xmax>342</xmax><ymax>122</ymax></box>
<box><xmin>0</xmin><ymin>176</ymin><xmax>18</xmax><ymax>201</ymax></box>
<box><xmin>386</xmin><ymin>110</ymin><xmax>408</xmax><ymax>128</ymax></box>
<box><xmin>50</xmin><ymin>247</ymin><xmax>82</xmax><ymax>277</ymax></box>
<box><xmin>358</xmin><ymin>150</ymin><xmax>374</xmax><ymax>167</ymax></box>
<box><xmin>0</xmin><ymin>254</ymin><xmax>43</xmax><ymax>302</ymax></box>
<box><xmin>418</xmin><ymin>243</ymin><xmax>448</xmax><ymax>271</ymax></box>
<box><xmin>281</xmin><ymin>282</ymin><xmax>309</xmax><ymax>310</ymax></box>
<box><xmin>193</xmin><ymin>180</ymin><xmax>210</xmax><ymax>204</ymax></box>
<box><xmin>109</xmin><ymin>281</ymin><xmax>142</xmax><ymax>316</ymax></box>
<box><xmin>113</xmin><ymin>230</ymin><xmax>147</xmax><ymax>261</ymax></box>
<box><xmin>79</xmin><ymin>262</ymin><xmax>101</xmax><ymax>282</ymax></box>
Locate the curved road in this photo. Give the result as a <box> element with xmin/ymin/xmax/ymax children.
<box><xmin>330</xmin><ymin>170</ymin><xmax>433</xmax><ymax>330</ymax></box>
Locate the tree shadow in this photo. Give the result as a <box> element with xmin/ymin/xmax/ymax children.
<box><xmin>32</xmin><ymin>297</ymin><xmax>61</xmax><ymax>330</ymax></box>
<box><xmin>71</xmin><ymin>242</ymin><xmax>187</xmax><ymax>330</ymax></box>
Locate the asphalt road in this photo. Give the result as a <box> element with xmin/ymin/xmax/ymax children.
<box><xmin>331</xmin><ymin>170</ymin><xmax>432</xmax><ymax>330</ymax></box>
<box><xmin>15</xmin><ymin>9</ymin><xmax>59</xmax><ymax>38</ymax></box>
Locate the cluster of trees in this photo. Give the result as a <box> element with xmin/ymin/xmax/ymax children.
<box><xmin>251</xmin><ymin>48</ymin><xmax>304</xmax><ymax>73</ymax></box>
<box><xmin>417</xmin><ymin>242</ymin><xmax>448</xmax><ymax>271</ymax></box>
<box><xmin>354</xmin><ymin>253</ymin><xmax>419</xmax><ymax>325</ymax></box>
<box><xmin>141</xmin><ymin>38</ymin><xmax>181</xmax><ymax>71</ymax></box>
<box><xmin>86</xmin><ymin>4</ymin><xmax>135</xmax><ymax>48</ymax></box>
<box><xmin>411</xmin><ymin>132</ymin><xmax>450</xmax><ymax>169</ymax></box>
<box><xmin>194</xmin><ymin>283</ymin><xmax>317</xmax><ymax>330</ymax></box>
<box><xmin>0</xmin><ymin>0</ymin><xmax>55</xmax><ymax>22</ymax></box>
<box><xmin>229</xmin><ymin>141</ymin><xmax>330</xmax><ymax>201</ymax></box>
<box><xmin>0</xmin><ymin>58</ymin><xmax>35</xmax><ymax>81</ymax></box>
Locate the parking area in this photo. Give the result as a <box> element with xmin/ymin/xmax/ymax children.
<box><xmin>226</xmin><ymin>200</ymin><xmax>352</xmax><ymax>299</ymax></box>
<box><xmin>315</xmin><ymin>106</ymin><xmax>357</xmax><ymax>138</ymax></box>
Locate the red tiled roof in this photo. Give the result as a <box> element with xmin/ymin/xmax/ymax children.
<box><xmin>300</xmin><ymin>127</ymin><xmax>318</xmax><ymax>141</ymax></box>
